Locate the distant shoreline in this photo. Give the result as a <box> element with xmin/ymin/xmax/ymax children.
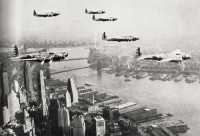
<box><xmin>0</xmin><ymin>39</ymin><xmax>98</xmax><ymax>49</ymax></box>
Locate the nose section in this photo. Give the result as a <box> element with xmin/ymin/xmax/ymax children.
<box><xmin>182</xmin><ymin>54</ymin><xmax>191</xmax><ymax>60</ymax></box>
<box><xmin>186</xmin><ymin>54</ymin><xmax>191</xmax><ymax>59</ymax></box>
<box><xmin>63</xmin><ymin>52</ymin><xmax>68</xmax><ymax>57</ymax></box>
<box><xmin>56</xmin><ymin>13</ymin><xmax>60</xmax><ymax>16</ymax></box>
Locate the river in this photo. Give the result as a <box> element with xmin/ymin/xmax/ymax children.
<box><xmin>50</xmin><ymin>47</ymin><xmax>200</xmax><ymax>136</ymax></box>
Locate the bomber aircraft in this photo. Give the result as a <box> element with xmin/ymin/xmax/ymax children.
<box><xmin>85</xmin><ymin>8</ymin><xmax>105</xmax><ymax>14</ymax></box>
<box><xmin>92</xmin><ymin>15</ymin><xmax>117</xmax><ymax>22</ymax></box>
<box><xmin>102</xmin><ymin>32</ymin><xmax>139</xmax><ymax>42</ymax></box>
<box><xmin>33</xmin><ymin>10</ymin><xmax>60</xmax><ymax>17</ymax></box>
<box><xmin>10</xmin><ymin>46</ymin><xmax>68</xmax><ymax>65</ymax></box>
<box><xmin>137</xmin><ymin>49</ymin><xmax>191</xmax><ymax>63</ymax></box>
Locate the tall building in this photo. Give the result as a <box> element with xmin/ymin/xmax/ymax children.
<box><xmin>2</xmin><ymin>72</ymin><xmax>10</xmax><ymax>125</ymax></box>
<box><xmin>40</xmin><ymin>70</ymin><xmax>48</xmax><ymax>116</ymax></box>
<box><xmin>67</xmin><ymin>78</ymin><xmax>79</xmax><ymax>104</ymax></box>
<box><xmin>49</xmin><ymin>99</ymin><xmax>60</xmax><ymax>135</ymax></box>
<box><xmin>58</xmin><ymin>106</ymin><xmax>70</xmax><ymax>136</ymax></box>
<box><xmin>7</xmin><ymin>89</ymin><xmax>20</xmax><ymax>120</ymax></box>
<box><xmin>71</xmin><ymin>114</ymin><xmax>86</xmax><ymax>136</ymax></box>
<box><xmin>93</xmin><ymin>116</ymin><xmax>106</xmax><ymax>136</ymax></box>
<box><xmin>65</xmin><ymin>90</ymin><xmax>72</xmax><ymax>108</ymax></box>
<box><xmin>13</xmin><ymin>44</ymin><xmax>19</xmax><ymax>57</ymax></box>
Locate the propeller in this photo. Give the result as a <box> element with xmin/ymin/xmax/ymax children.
<box><xmin>41</xmin><ymin>57</ymin><xmax>45</xmax><ymax>65</ymax></box>
<box><xmin>49</xmin><ymin>57</ymin><xmax>54</xmax><ymax>64</ymax></box>
<box><xmin>41</xmin><ymin>61</ymin><xmax>45</xmax><ymax>65</ymax></box>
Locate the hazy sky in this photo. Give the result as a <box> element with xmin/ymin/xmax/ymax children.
<box><xmin>1</xmin><ymin>0</ymin><xmax>200</xmax><ymax>49</ymax></box>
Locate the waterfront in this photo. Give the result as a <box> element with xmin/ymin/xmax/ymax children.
<box><xmin>51</xmin><ymin>47</ymin><xmax>200</xmax><ymax>136</ymax></box>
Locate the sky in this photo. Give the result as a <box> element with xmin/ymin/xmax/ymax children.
<box><xmin>1</xmin><ymin>0</ymin><xmax>200</xmax><ymax>50</ymax></box>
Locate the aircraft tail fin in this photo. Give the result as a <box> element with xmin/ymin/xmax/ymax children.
<box><xmin>41</xmin><ymin>60</ymin><xmax>45</xmax><ymax>65</ymax></box>
<box><xmin>85</xmin><ymin>9</ymin><xmax>88</xmax><ymax>13</ymax></box>
<box><xmin>49</xmin><ymin>59</ymin><xmax>53</xmax><ymax>64</ymax></box>
<box><xmin>33</xmin><ymin>10</ymin><xmax>37</xmax><ymax>16</ymax></box>
<box><xmin>102</xmin><ymin>32</ymin><xmax>107</xmax><ymax>40</ymax></box>
<box><xmin>13</xmin><ymin>44</ymin><xmax>19</xmax><ymax>57</ymax></box>
<box><xmin>63</xmin><ymin>52</ymin><xmax>68</xmax><ymax>58</ymax></box>
<box><xmin>92</xmin><ymin>14</ymin><xmax>95</xmax><ymax>20</ymax></box>
<box><xmin>136</xmin><ymin>47</ymin><xmax>142</xmax><ymax>58</ymax></box>
<box><xmin>65</xmin><ymin>53</ymin><xmax>68</xmax><ymax>57</ymax></box>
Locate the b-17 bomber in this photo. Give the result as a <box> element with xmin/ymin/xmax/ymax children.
<box><xmin>137</xmin><ymin>49</ymin><xmax>191</xmax><ymax>63</ymax></box>
<box><xmin>10</xmin><ymin>51</ymin><xmax>68</xmax><ymax>65</ymax></box>
<box><xmin>102</xmin><ymin>32</ymin><xmax>139</xmax><ymax>42</ymax></box>
<box><xmin>92</xmin><ymin>15</ymin><xmax>117</xmax><ymax>22</ymax></box>
<box><xmin>33</xmin><ymin>10</ymin><xmax>60</xmax><ymax>17</ymax></box>
<box><xmin>85</xmin><ymin>8</ymin><xmax>106</xmax><ymax>14</ymax></box>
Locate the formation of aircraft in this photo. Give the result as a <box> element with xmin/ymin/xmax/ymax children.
<box><xmin>92</xmin><ymin>15</ymin><xmax>117</xmax><ymax>22</ymax></box>
<box><xmin>85</xmin><ymin>9</ymin><xmax>106</xmax><ymax>14</ymax></box>
<box><xmin>33</xmin><ymin>10</ymin><xmax>60</xmax><ymax>17</ymax></box>
<box><xmin>84</xmin><ymin>8</ymin><xmax>140</xmax><ymax>43</ymax></box>
<box><xmin>102</xmin><ymin>32</ymin><xmax>139</xmax><ymax>42</ymax></box>
<box><xmin>10</xmin><ymin>50</ymin><xmax>68</xmax><ymax>65</ymax></box>
<box><xmin>137</xmin><ymin>49</ymin><xmax>191</xmax><ymax>63</ymax></box>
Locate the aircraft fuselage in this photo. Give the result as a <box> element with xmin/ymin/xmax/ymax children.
<box><xmin>10</xmin><ymin>52</ymin><xmax>68</xmax><ymax>63</ymax></box>
<box><xmin>106</xmin><ymin>37</ymin><xmax>139</xmax><ymax>42</ymax></box>
<box><xmin>34</xmin><ymin>13</ymin><xmax>60</xmax><ymax>17</ymax></box>
<box><xmin>33</xmin><ymin>10</ymin><xmax>60</xmax><ymax>17</ymax></box>
<box><xmin>94</xmin><ymin>18</ymin><xmax>117</xmax><ymax>22</ymax></box>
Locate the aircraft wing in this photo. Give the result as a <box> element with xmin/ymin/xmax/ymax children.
<box><xmin>10</xmin><ymin>55</ymin><xmax>34</xmax><ymax>60</ymax></box>
<box><xmin>160</xmin><ymin>58</ymin><xmax>172</xmax><ymax>62</ymax></box>
<box><xmin>160</xmin><ymin>57</ymin><xmax>182</xmax><ymax>63</ymax></box>
<box><xmin>9</xmin><ymin>57</ymin><xmax>39</xmax><ymax>62</ymax></box>
<box><xmin>9</xmin><ymin>56</ymin><xmax>22</xmax><ymax>60</ymax></box>
<box><xmin>137</xmin><ymin>54</ymin><xmax>165</xmax><ymax>61</ymax></box>
<box><xmin>18</xmin><ymin>58</ymin><xmax>41</xmax><ymax>61</ymax></box>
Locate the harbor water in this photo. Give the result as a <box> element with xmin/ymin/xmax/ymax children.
<box><xmin>50</xmin><ymin>47</ymin><xmax>200</xmax><ymax>136</ymax></box>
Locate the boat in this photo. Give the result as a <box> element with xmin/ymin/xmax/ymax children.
<box><xmin>116</xmin><ymin>71</ymin><xmax>126</xmax><ymax>77</ymax></box>
<box><xmin>136</xmin><ymin>72</ymin><xmax>148</xmax><ymax>79</ymax></box>
<box><xmin>185</xmin><ymin>75</ymin><xmax>198</xmax><ymax>83</ymax></box>
<box><xmin>124</xmin><ymin>78</ymin><xmax>131</xmax><ymax>82</ymax></box>
<box><xmin>174</xmin><ymin>74</ymin><xmax>183</xmax><ymax>82</ymax></box>
<box><xmin>115</xmin><ymin>73</ymin><xmax>121</xmax><ymax>77</ymax></box>
<box><xmin>162</xmin><ymin>74</ymin><xmax>174</xmax><ymax>81</ymax></box>
<box><xmin>159</xmin><ymin>74</ymin><xmax>168</xmax><ymax>81</ymax></box>
<box><xmin>84</xmin><ymin>82</ymin><xmax>93</xmax><ymax>86</ymax></box>
<box><xmin>124</xmin><ymin>74</ymin><xmax>130</xmax><ymax>78</ymax></box>
<box><xmin>149</xmin><ymin>73</ymin><xmax>161</xmax><ymax>81</ymax></box>
<box><xmin>106</xmin><ymin>69</ymin><xmax>115</xmax><ymax>74</ymax></box>
<box><xmin>131</xmin><ymin>73</ymin><xmax>137</xmax><ymax>78</ymax></box>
